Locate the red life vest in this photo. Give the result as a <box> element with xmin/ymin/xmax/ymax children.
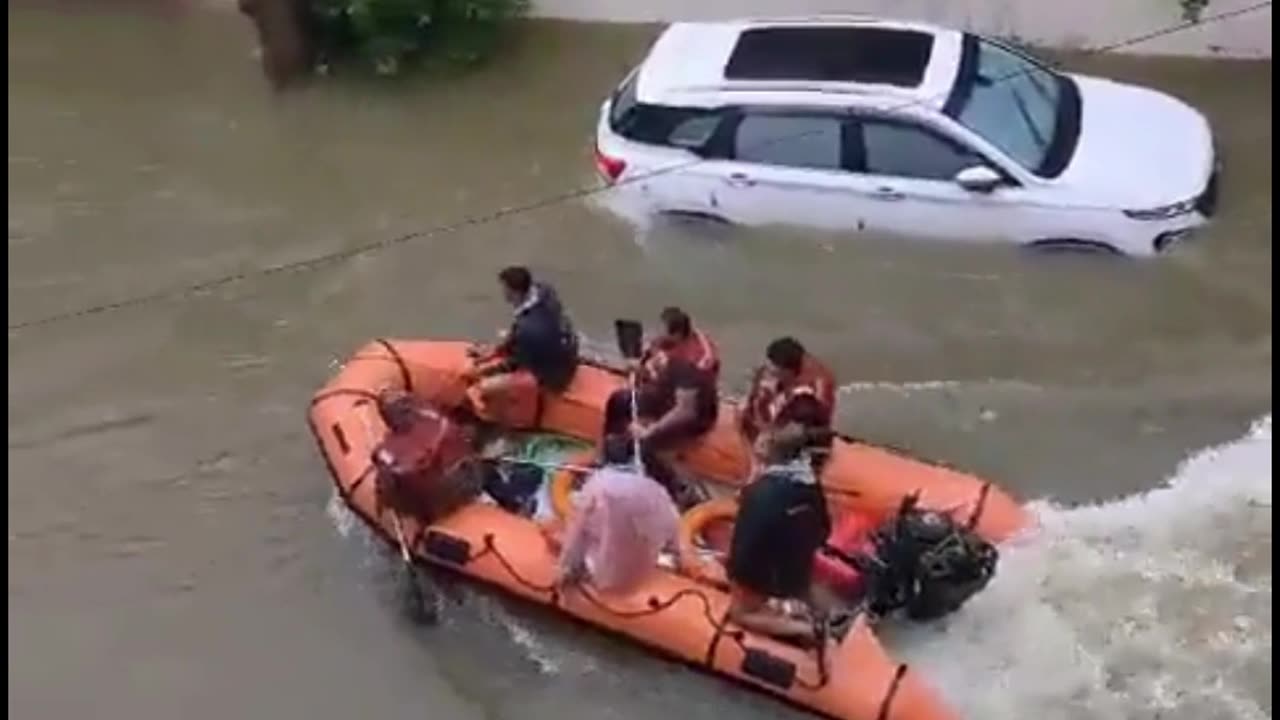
<box><xmin>641</xmin><ymin>329</ymin><xmax>721</xmax><ymax>383</ymax></box>
<box><xmin>372</xmin><ymin>401</ymin><xmax>475</xmax><ymax>516</ymax></box>
<box><xmin>744</xmin><ymin>354</ymin><xmax>837</xmax><ymax>435</ymax></box>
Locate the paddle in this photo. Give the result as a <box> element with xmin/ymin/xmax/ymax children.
<box><xmin>358</xmin><ymin>409</ymin><xmax>441</xmax><ymax>626</ymax></box>
<box><xmin>614</xmin><ymin>319</ymin><xmax>646</xmax><ymax>469</ymax></box>
<box><xmin>389</xmin><ymin>510</ymin><xmax>438</xmax><ymax>625</ymax></box>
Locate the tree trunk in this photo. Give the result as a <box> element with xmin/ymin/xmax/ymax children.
<box><xmin>239</xmin><ymin>0</ymin><xmax>312</xmax><ymax>90</ymax></box>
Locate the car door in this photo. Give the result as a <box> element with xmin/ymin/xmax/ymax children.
<box><xmin>848</xmin><ymin>115</ymin><xmax>1043</xmax><ymax>244</ymax></box>
<box><xmin>695</xmin><ymin>110</ymin><xmax>873</xmax><ymax>232</ymax></box>
<box><xmin>631</xmin><ymin>111</ymin><xmax>733</xmax><ymax>219</ymax></box>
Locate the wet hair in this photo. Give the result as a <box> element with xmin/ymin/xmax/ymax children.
<box><xmin>765</xmin><ymin>427</ymin><xmax>809</xmax><ymax>464</ymax></box>
<box><xmin>776</xmin><ymin>394</ymin><xmax>830</xmax><ymax>432</ymax></box>
<box><xmin>660</xmin><ymin>307</ymin><xmax>692</xmax><ymax>338</ymax></box>
<box><xmin>498</xmin><ymin>266</ymin><xmax>532</xmax><ymax>295</ymax></box>
<box><xmin>766</xmin><ymin>336</ymin><xmax>806</xmax><ymax>373</ymax></box>
<box><xmin>768</xmin><ymin>427</ymin><xmax>833</xmax><ymax>463</ymax></box>
<box><xmin>601</xmin><ymin>433</ymin><xmax>636</xmax><ymax>466</ymax></box>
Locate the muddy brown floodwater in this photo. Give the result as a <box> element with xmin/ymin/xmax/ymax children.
<box><xmin>8</xmin><ymin>5</ymin><xmax>1272</xmax><ymax>720</ymax></box>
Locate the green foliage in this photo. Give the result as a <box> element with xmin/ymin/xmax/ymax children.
<box><xmin>308</xmin><ymin>0</ymin><xmax>530</xmax><ymax>76</ymax></box>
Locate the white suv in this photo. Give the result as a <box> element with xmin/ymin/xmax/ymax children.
<box><xmin>593</xmin><ymin>17</ymin><xmax>1219</xmax><ymax>256</ymax></box>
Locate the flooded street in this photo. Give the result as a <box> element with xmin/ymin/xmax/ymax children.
<box><xmin>8</xmin><ymin>5</ymin><xmax>1271</xmax><ymax>720</ymax></box>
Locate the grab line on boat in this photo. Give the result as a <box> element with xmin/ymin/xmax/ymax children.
<box><xmin>875</xmin><ymin>664</ymin><xmax>909</xmax><ymax>720</ymax></box>
<box><xmin>374</xmin><ymin>339</ymin><xmax>413</xmax><ymax>392</ymax></box>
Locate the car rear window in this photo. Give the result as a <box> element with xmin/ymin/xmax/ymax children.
<box><xmin>724</xmin><ymin>27</ymin><xmax>934</xmax><ymax>87</ymax></box>
<box><xmin>609</xmin><ymin>70</ymin><xmax>641</xmax><ymax>128</ymax></box>
<box><xmin>609</xmin><ymin>71</ymin><xmax>722</xmax><ymax>151</ymax></box>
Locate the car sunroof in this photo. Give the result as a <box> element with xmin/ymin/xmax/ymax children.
<box><xmin>724</xmin><ymin>27</ymin><xmax>934</xmax><ymax>87</ymax></box>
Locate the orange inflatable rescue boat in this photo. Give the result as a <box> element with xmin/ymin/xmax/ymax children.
<box><xmin>309</xmin><ymin>339</ymin><xmax>1033</xmax><ymax>720</ymax></box>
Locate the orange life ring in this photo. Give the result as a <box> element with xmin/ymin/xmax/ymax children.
<box><xmin>677</xmin><ymin>497</ymin><xmax>739</xmax><ymax>588</ymax></box>
<box><xmin>549</xmin><ymin>448</ymin><xmax>599</xmax><ymax>521</ymax></box>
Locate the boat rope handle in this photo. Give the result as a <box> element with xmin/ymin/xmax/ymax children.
<box><xmin>476</xmin><ymin>533</ymin><xmax>832</xmax><ymax>691</ymax></box>
<box><xmin>478</xmin><ymin>534</ymin><xmax>560</xmax><ymax>604</ymax></box>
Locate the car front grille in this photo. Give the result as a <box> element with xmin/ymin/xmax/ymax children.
<box><xmin>1196</xmin><ymin>168</ymin><xmax>1220</xmax><ymax>217</ymax></box>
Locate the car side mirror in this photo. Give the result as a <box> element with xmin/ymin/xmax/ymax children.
<box><xmin>954</xmin><ymin>166</ymin><xmax>1003</xmax><ymax>193</ymax></box>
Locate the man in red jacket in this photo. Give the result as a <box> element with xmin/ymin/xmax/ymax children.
<box><xmin>740</xmin><ymin>337</ymin><xmax>837</xmax><ymax>461</ymax></box>
<box><xmin>636</xmin><ymin>307</ymin><xmax>721</xmax><ymax>384</ymax></box>
<box><xmin>371</xmin><ymin>390</ymin><xmax>480</xmax><ymax>521</ymax></box>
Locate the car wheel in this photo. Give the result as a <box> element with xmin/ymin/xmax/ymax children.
<box><xmin>656</xmin><ymin>210</ymin><xmax>736</xmax><ymax>242</ymax></box>
<box><xmin>659</xmin><ymin>210</ymin><xmax>733</xmax><ymax>226</ymax></box>
<box><xmin>1026</xmin><ymin>238</ymin><xmax>1124</xmax><ymax>256</ymax></box>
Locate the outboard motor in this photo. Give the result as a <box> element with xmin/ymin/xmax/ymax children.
<box><xmin>860</xmin><ymin>495</ymin><xmax>998</xmax><ymax>621</ymax></box>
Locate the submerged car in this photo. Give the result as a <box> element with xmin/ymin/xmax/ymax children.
<box><xmin>593</xmin><ymin>17</ymin><xmax>1219</xmax><ymax>256</ymax></box>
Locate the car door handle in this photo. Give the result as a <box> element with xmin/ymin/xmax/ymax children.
<box><xmin>725</xmin><ymin>172</ymin><xmax>757</xmax><ymax>188</ymax></box>
<box><xmin>871</xmin><ymin>186</ymin><xmax>905</xmax><ymax>201</ymax></box>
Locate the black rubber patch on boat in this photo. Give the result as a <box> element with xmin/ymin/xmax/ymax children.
<box><xmin>741</xmin><ymin>648</ymin><xmax>796</xmax><ymax>689</ymax></box>
<box><xmin>875</xmin><ymin>664</ymin><xmax>909</xmax><ymax>720</ymax></box>
<box><xmin>331</xmin><ymin>422</ymin><xmax>351</xmax><ymax>455</ymax></box>
<box><xmin>422</xmin><ymin>531</ymin><xmax>471</xmax><ymax>566</ymax></box>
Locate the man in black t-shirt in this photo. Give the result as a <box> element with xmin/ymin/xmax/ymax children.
<box><xmin>725</xmin><ymin>427</ymin><xmax>831</xmax><ymax>643</ymax></box>
<box><xmin>602</xmin><ymin>357</ymin><xmax>718</xmax><ymax>504</ymax></box>
<box><xmin>467</xmin><ymin>267</ymin><xmax>580</xmax><ymax>428</ymax></box>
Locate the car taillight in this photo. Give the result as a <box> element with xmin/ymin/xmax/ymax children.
<box><xmin>594</xmin><ymin>145</ymin><xmax>626</xmax><ymax>184</ymax></box>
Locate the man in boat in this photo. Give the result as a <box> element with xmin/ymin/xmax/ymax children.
<box><xmin>466</xmin><ymin>266</ymin><xmax>580</xmax><ymax>428</ymax></box>
<box><xmin>724</xmin><ymin>419</ymin><xmax>834</xmax><ymax>642</ymax></box>
<box><xmin>636</xmin><ymin>307</ymin><xmax>721</xmax><ymax>384</ymax></box>
<box><xmin>554</xmin><ymin>434</ymin><xmax>681</xmax><ymax>594</ymax></box>
<box><xmin>602</xmin><ymin>354</ymin><xmax>719</xmax><ymax>507</ymax></box>
<box><xmin>371</xmin><ymin>389</ymin><xmax>481</xmax><ymax>522</ymax></box>
<box><xmin>740</xmin><ymin>337</ymin><xmax>837</xmax><ymax>456</ymax></box>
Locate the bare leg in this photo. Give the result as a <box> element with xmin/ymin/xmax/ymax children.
<box><xmin>473</xmin><ymin>372</ymin><xmax>536</xmax><ymax>427</ymax></box>
<box><xmin>728</xmin><ymin>586</ymin><xmax>816</xmax><ymax>641</ymax></box>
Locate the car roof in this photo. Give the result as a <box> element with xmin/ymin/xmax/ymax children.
<box><xmin>634</xmin><ymin>17</ymin><xmax>966</xmax><ymax>114</ymax></box>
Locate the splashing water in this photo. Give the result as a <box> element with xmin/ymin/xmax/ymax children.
<box><xmin>325</xmin><ymin>416</ymin><xmax>1271</xmax><ymax>719</ymax></box>
<box><xmin>891</xmin><ymin>415</ymin><xmax>1272</xmax><ymax>720</ymax></box>
<box><xmin>585</xmin><ymin>184</ymin><xmax>657</xmax><ymax>244</ymax></box>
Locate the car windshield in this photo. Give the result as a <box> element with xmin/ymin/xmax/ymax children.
<box><xmin>948</xmin><ymin>39</ymin><xmax>1063</xmax><ymax>176</ymax></box>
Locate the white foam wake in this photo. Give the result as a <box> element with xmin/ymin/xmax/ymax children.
<box><xmin>893</xmin><ymin>415</ymin><xmax>1273</xmax><ymax>720</ymax></box>
<box><xmin>836</xmin><ymin>378</ymin><xmax>1047</xmax><ymax>397</ymax></box>
<box><xmin>324</xmin><ymin>414</ymin><xmax>1273</xmax><ymax>717</ymax></box>
<box><xmin>584</xmin><ymin>182</ymin><xmax>656</xmax><ymax>245</ymax></box>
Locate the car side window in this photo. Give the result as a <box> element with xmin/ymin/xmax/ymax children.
<box><xmin>732</xmin><ymin>114</ymin><xmax>843</xmax><ymax>170</ymax></box>
<box><xmin>668</xmin><ymin>114</ymin><xmax>722</xmax><ymax>149</ymax></box>
<box><xmin>858</xmin><ymin>119</ymin><xmax>982</xmax><ymax>180</ymax></box>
